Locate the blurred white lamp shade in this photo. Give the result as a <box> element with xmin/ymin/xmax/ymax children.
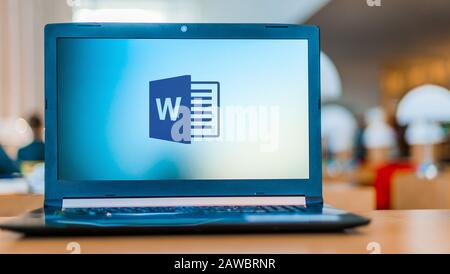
<box><xmin>321</xmin><ymin>52</ymin><xmax>342</xmax><ymax>102</ymax></box>
<box><xmin>396</xmin><ymin>84</ymin><xmax>450</xmax><ymax>126</ymax></box>
<box><xmin>405</xmin><ymin>120</ymin><xmax>445</xmax><ymax>145</ymax></box>
<box><xmin>0</xmin><ymin>117</ymin><xmax>33</xmax><ymax>148</ymax></box>
<box><xmin>73</xmin><ymin>8</ymin><xmax>166</xmax><ymax>23</ymax></box>
<box><xmin>363</xmin><ymin>122</ymin><xmax>396</xmax><ymax>149</ymax></box>
<box><xmin>365</xmin><ymin>107</ymin><xmax>385</xmax><ymax>125</ymax></box>
<box><xmin>363</xmin><ymin>107</ymin><xmax>396</xmax><ymax>149</ymax></box>
<box><xmin>321</xmin><ymin>105</ymin><xmax>357</xmax><ymax>153</ymax></box>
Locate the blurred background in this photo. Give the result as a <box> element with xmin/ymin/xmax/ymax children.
<box><xmin>0</xmin><ymin>0</ymin><xmax>449</xmax><ymax>213</ymax></box>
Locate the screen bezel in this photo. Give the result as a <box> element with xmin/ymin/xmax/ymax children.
<box><xmin>45</xmin><ymin>23</ymin><xmax>322</xmax><ymax>207</ymax></box>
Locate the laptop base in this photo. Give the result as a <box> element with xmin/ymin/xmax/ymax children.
<box><xmin>0</xmin><ymin>206</ymin><xmax>369</xmax><ymax>236</ymax></box>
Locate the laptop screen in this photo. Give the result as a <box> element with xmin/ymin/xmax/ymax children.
<box><xmin>57</xmin><ymin>38</ymin><xmax>309</xmax><ymax>181</ymax></box>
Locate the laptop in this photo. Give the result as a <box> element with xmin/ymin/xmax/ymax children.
<box><xmin>0</xmin><ymin>23</ymin><xmax>369</xmax><ymax>235</ymax></box>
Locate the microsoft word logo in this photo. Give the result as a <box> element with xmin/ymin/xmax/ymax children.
<box><xmin>149</xmin><ymin>75</ymin><xmax>220</xmax><ymax>144</ymax></box>
<box><xmin>366</xmin><ymin>0</ymin><xmax>381</xmax><ymax>7</ymax></box>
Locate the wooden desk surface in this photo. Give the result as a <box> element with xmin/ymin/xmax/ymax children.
<box><xmin>0</xmin><ymin>194</ymin><xmax>44</xmax><ymax>217</ymax></box>
<box><xmin>0</xmin><ymin>210</ymin><xmax>448</xmax><ymax>254</ymax></box>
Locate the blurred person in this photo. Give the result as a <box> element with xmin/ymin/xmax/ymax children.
<box><xmin>17</xmin><ymin>114</ymin><xmax>45</xmax><ymax>163</ymax></box>
<box><xmin>354</xmin><ymin>113</ymin><xmax>367</xmax><ymax>163</ymax></box>
<box><xmin>0</xmin><ymin>144</ymin><xmax>20</xmax><ymax>177</ymax></box>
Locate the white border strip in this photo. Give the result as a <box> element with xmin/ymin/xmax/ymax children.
<box><xmin>62</xmin><ymin>196</ymin><xmax>306</xmax><ymax>209</ymax></box>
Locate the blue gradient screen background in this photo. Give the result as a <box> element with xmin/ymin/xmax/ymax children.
<box><xmin>57</xmin><ymin>39</ymin><xmax>309</xmax><ymax>181</ymax></box>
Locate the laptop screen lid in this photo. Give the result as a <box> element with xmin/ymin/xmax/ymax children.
<box><xmin>45</xmin><ymin>24</ymin><xmax>322</xmax><ymax>207</ymax></box>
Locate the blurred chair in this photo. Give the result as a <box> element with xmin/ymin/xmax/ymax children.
<box><xmin>323</xmin><ymin>183</ymin><xmax>375</xmax><ymax>212</ymax></box>
<box><xmin>374</xmin><ymin>162</ymin><xmax>414</xmax><ymax>210</ymax></box>
<box><xmin>0</xmin><ymin>144</ymin><xmax>20</xmax><ymax>178</ymax></box>
<box><xmin>391</xmin><ymin>169</ymin><xmax>450</xmax><ymax>209</ymax></box>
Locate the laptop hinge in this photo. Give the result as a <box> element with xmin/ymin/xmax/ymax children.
<box><xmin>62</xmin><ymin>196</ymin><xmax>306</xmax><ymax>209</ymax></box>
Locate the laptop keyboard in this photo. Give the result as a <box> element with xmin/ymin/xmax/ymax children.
<box><xmin>61</xmin><ymin>205</ymin><xmax>307</xmax><ymax>216</ymax></box>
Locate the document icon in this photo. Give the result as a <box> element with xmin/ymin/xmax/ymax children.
<box><xmin>149</xmin><ymin>75</ymin><xmax>220</xmax><ymax>144</ymax></box>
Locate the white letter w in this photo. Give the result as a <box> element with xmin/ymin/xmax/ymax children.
<box><xmin>156</xmin><ymin>97</ymin><xmax>182</xmax><ymax>121</ymax></box>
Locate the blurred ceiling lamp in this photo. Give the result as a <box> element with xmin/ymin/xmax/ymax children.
<box><xmin>69</xmin><ymin>0</ymin><xmax>330</xmax><ymax>23</ymax></box>
<box><xmin>363</xmin><ymin>107</ymin><xmax>396</xmax><ymax>149</ymax></box>
<box><xmin>73</xmin><ymin>8</ymin><xmax>166</xmax><ymax>22</ymax></box>
<box><xmin>321</xmin><ymin>52</ymin><xmax>342</xmax><ymax>102</ymax></box>
<box><xmin>363</xmin><ymin>107</ymin><xmax>396</xmax><ymax>167</ymax></box>
<box><xmin>397</xmin><ymin>84</ymin><xmax>450</xmax><ymax>126</ymax></box>
<box><xmin>0</xmin><ymin>117</ymin><xmax>33</xmax><ymax>149</ymax></box>
<box><xmin>405</xmin><ymin>120</ymin><xmax>445</xmax><ymax>146</ymax></box>
<box><xmin>396</xmin><ymin>84</ymin><xmax>450</xmax><ymax>180</ymax></box>
<box><xmin>321</xmin><ymin>104</ymin><xmax>357</xmax><ymax>154</ymax></box>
